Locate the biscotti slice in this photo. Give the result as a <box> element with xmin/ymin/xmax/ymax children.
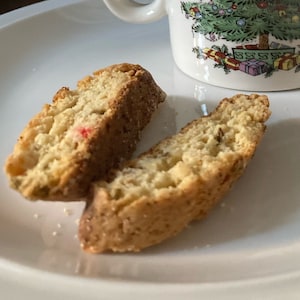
<box><xmin>79</xmin><ymin>94</ymin><xmax>271</xmax><ymax>253</ymax></box>
<box><xmin>5</xmin><ymin>63</ymin><xmax>166</xmax><ymax>201</ymax></box>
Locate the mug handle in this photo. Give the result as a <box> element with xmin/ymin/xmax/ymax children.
<box><xmin>103</xmin><ymin>0</ymin><xmax>166</xmax><ymax>23</ymax></box>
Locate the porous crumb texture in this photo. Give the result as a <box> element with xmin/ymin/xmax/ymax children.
<box><xmin>5</xmin><ymin>63</ymin><xmax>166</xmax><ymax>200</ymax></box>
<box><xmin>79</xmin><ymin>94</ymin><xmax>271</xmax><ymax>253</ymax></box>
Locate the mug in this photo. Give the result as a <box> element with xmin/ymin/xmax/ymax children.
<box><xmin>103</xmin><ymin>0</ymin><xmax>300</xmax><ymax>91</ymax></box>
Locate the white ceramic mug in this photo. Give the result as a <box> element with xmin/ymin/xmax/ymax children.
<box><xmin>103</xmin><ymin>0</ymin><xmax>300</xmax><ymax>91</ymax></box>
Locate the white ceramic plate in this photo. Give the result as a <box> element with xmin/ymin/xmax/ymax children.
<box><xmin>1</xmin><ymin>1</ymin><xmax>300</xmax><ymax>299</ymax></box>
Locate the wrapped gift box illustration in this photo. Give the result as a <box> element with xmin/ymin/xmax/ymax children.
<box><xmin>202</xmin><ymin>48</ymin><xmax>226</xmax><ymax>63</ymax></box>
<box><xmin>269</xmin><ymin>41</ymin><xmax>290</xmax><ymax>49</ymax></box>
<box><xmin>239</xmin><ymin>59</ymin><xmax>268</xmax><ymax>76</ymax></box>
<box><xmin>274</xmin><ymin>53</ymin><xmax>300</xmax><ymax>70</ymax></box>
<box><xmin>224</xmin><ymin>57</ymin><xmax>240</xmax><ymax>70</ymax></box>
<box><xmin>236</xmin><ymin>44</ymin><xmax>259</xmax><ymax>50</ymax></box>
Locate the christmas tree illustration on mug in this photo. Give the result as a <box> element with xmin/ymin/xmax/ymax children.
<box><xmin>181</xmin><ymin>0</ymin><xmax>300</xmax><ymax>77</ymax></box>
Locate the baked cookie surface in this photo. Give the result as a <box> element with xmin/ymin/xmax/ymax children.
<box><xmin>5</xmin><ymin>63</ymin><xmax>166</xmax><ymax>201</ymax></box>
<box><xmin>79</xmin><ymin>94</ymin><xmax>271</xmax><ymax>253</ymax></box>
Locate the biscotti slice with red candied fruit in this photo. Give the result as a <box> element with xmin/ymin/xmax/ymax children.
<box><xmin>79</xmin><ymin>94</ymin><xmax>271</xmax><ymax>253</ymax></box>
<box><xmin>5</xmin><ymin>63</ymin><xmax>166</xmax><ymax>201</ymax></box>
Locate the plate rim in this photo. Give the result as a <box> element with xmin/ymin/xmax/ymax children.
<box><xmin>1</xmin><ymin>255</ymin><xmax>300</xmax><ymax>298</ymax></box>
<box><xmin>0</xmin><ymin>0</ymin><xmax>83</xmax><ymax>29</ymax></box>
<box><xmin>1</xmin><ymin>0</ymin><xmax>300</xmax><ymax>298</ymax></box>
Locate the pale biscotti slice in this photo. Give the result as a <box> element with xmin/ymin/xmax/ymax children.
<box><xmin>79</xmin><ymin>94</ymin><xmax>271</xmax><ymax>253</ymax></box>
<box><xmin>5</xmin><ymin>63</ymin><xmax>166</xmax><ymax>201</ymax></box>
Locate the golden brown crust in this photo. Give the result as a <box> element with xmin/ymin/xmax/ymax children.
<box><xmin>4</xmin><ymin>63</ymin><xmax>166</xmax><ymax>201</ymax></box>
<box><xmin>79</xmin><ymin>94</ymin><xmax>271</xmax><ymax>253</ymax></box>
